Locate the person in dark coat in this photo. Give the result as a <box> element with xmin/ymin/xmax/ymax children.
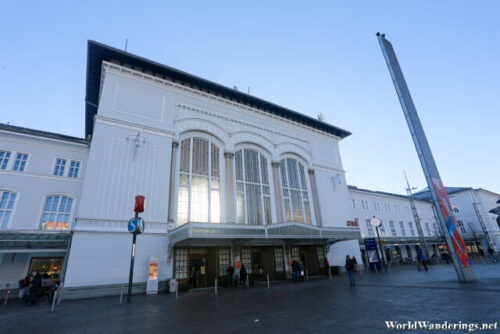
<box><xmin>345</xmin><ymin>255</ymin><xmax>355</xmax><ymax>286</ymax></box>
<box><xmin>239</xmin><ymin>265</ymin><xmax>248</xmax><ymax>287</ymax></box>
<box><xmin>226</xmin><ymin>265</ymin><xmax>235</xmax><ymax>287</ymax></box>
<box><xmin>25</xmin><ymin>272</ymin><xmax>41</xmax><ymax>306</ymax></box>
<box><xmin>291</xmin><ymin>260</ymin><xmax>299</xmax><ymax>282</ymax></box>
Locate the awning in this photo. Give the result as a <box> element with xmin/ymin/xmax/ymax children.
<box><xmin>0</xmin><ymin>230</ymin><xmax>71</xmax><ymax>252</ymax></box>
<box><xmin>168</xmin><ymin>222</ymin><xmax>361</xmax><ymax>246</ymax></box>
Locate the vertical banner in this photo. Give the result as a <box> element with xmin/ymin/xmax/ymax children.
<box><xmin>376</xmin><ymin>33</ymin><xmax>475</xmax><ymax>282</ymax></box>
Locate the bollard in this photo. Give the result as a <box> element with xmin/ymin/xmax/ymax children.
<box><xmin>328</xmin><ymin>268</ymin><xmax>332</xmax><ymax>280</ymax></box>
<box><xmin>215</xmin><ymin>278</ymin><xmax>218</xmax><ymax>295</ymax></box>
<box><xmin>246</xmin><ymin>276</ymin><xmax>249</xmax><ymax>288</ymax></box>
<box><xmin>120</xmin><ymin>284</ymin><xmax>124</xmax><ymax>304</ymax></box>
<box><xmin>4</xmin><ymin>290</ymin><xmax>10</xmax><ymax>306</ymax></box>
<box><xmin>50</xmin><ymin>290</ymin><xmax>58</xmax><ymax>313</ymax></box>
<box><xmin>305</xmin><ymin>269</ymin><xmax>309</xmax><ymax>281</ymax></box>
<box><xmin>267</xmin><ymin>274</ymin><xmax>270</xmax><ymax>288</ymax></box>
<box><xmin>175</xmin><ymin>281</ymin><xmax>178</xmax><ymax>299</ymax></box>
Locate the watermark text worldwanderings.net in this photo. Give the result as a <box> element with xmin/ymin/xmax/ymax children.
<box><xmin>385</xmin><ymin>321</ymin><xmax>498</xmax><ymax>332</ymax></box>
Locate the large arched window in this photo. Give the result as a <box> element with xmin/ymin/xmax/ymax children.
<box><xmin>235</xmin><ymin>149</ymin><xmax>271</xmax><ymax>225</ymax></box>
<box><xmin>177</xmin><ymin>137</ymin><xmax>220</xmax><ymax>226</ymax></box>
<box><xmin>0</xmin><ymin>190</ymin><xmax>16</xmax><ymax>229</ymax></box>
<box><xmin>280</xmin><ymin>158</ymin><xmax>311</xmax><ymax>224</ymax></box>
<box><xmin>40</xmin><ymin>195</ymin><xmax>73</xmax><ymax>230</ymax></box>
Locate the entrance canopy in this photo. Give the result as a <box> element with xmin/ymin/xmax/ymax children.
<box><xmin>169</xmin><ymin>222</ymin><xmax>360</xmax><ymax>246</ymax></box>
<box><xmin>0</xmin><ymin>230</ymin><xmax>71</xmax><ymax>253</ymax></box>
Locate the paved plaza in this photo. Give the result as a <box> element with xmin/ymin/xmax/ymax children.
<box><xmin>2</xmin><ymin>263</ymin><xmax>500</xmax><ymax>334</ymax></box>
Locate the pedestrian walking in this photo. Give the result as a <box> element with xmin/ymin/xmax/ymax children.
<box><xmin>345</xmin><ymin>255</ymin><xmax>355</xmax><ymax>286</ymax></box>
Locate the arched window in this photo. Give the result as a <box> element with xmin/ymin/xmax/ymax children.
<box><xmin>280</xmin><ymin>158</ymin><xmax>311</xmax><ymax>224</ymax></box>
<box><xmin>0</xmin><ymin>190</ymin><xmax>16</xmax><ymax>228</ymax></box>
<box><xmin>40</xmin><ymin>195</ymin><xmax>73</xmax><ymax>230</ymax></box>
<box><xmin>235</xmin><ymin>149</ymin><xmax>271</xmax><ymax>225</ymax></box>
<box><xmin>177</xmin><ymin>137</ymin><xmax>220</xmax><ymax>225</ymax></box>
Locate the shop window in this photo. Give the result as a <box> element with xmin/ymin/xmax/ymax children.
<box><xmin>274</xmin><ymin>248</ymin><xmax>284</xmax><ymax>272</ymax></box>
<box><xmin>27</xmin><ymin>257</ymin><xmax>63</xmax><ymax>281</ymax></box>
<box><xmin>291</xmin><ymin>247</ymin><xmax>300</xmax><ymax>262</ymax></box>
<box><xmin>218</xmin><ymin>248</ymin><xmax>230</xmax><ymax>276</ymax></box>
<box><xmin>175</xmin><ymin>249</ymin><xmax>188</xmax><ymax>279</ymax></box>
<box><xmin>241</xmin><ymin>248</ymin><xmax>252</xmax><ymax>273</ymax></box>
<box><xmin>317</xmin><ymin>247</ymin><xmax>325</xmax><ymax>268</ymax></box>
<box><xmin>40</xmin><ymin>195</ymin><xmax>73</xmax><ymax>230</ymax></box>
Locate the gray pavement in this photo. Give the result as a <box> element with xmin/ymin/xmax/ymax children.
<box><xmin>2</xmin><ymin>263</ymin><xmax>500</xmax><ymax>334</ymax></box>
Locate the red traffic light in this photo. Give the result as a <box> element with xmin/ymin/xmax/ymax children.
<box><xmin>134</xmin><ymin>195</ymin><xmax>145</xmax><ymax>213</ymax></box>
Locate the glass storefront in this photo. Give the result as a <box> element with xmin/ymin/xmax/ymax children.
<box><xmin>27</xmin><ymin>257</ymin><xmax>63</xmax><ymax>279</ymax></box>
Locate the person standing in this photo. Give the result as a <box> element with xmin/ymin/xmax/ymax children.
<box><xmin>345</xmin><ymin>255</ymin><xmax>355</xmax><ymax>286</ymax></box>
<box><xmin>291</xmin><ymin>260</ymin><xmax>299</xmax><ymax>282</ymax></box>
<box><xmin>226</xmin><ymin>264</ymin><xmax>235</xmax><ymax>287</ymax></box>
<box><xmin>240</xmin><ymin>265</ymin><xmax>248</xmax><ymax>287</ymax></box>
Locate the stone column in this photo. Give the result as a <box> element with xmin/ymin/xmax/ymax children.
<box><xmin>271</xmin><ymin>162</ymin><xmax>285</xmax><ymax>223</ymax></box>
<box><xmin>167</xmin><ymin>141</ymin><xmax>179</xmax><ymax>223</ymax></box>
<box><xmin>224</xmin><ymin>152</ymin><xmax>235</xmax><ymax>223</ymax></box>
<box><xmin>308</xmin><ymin>169</ymin><xmax>323</xmax><ymax>227</ymax></box>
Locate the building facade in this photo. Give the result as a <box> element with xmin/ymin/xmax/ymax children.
<box><xmin>0</xmin><ymin>41</ymin><xmax>359</xmax><ymax>297</ymax></box>
<box><xmin>1</xmin><ymin>41</ymin><xmax>498</xmax><ymax>298</ymax></box>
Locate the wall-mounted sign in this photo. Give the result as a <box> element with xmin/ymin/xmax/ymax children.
<box><xmin>347</xmin><ymin>219</ymin><xmax>359</xmax><ymax>227</ymax></box>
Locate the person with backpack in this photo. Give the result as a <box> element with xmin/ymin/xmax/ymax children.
<box><xmin>226</xmin><ymin>264</ymin><xmax>235</xmax><ymax>287</ymax></box>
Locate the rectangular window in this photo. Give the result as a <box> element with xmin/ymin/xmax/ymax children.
<box><xmin>13</xmin><ymin>153</ymin><xmax>28</xmax><ymax>172</ymax></box>
<box><xmin>54</xmin><ymin>159</ymin><xmax>66</xmax><ymax>176</ymax></box>
<box><xmin>399</xmin><ymin>221</ymin><xmax>406</xmax><ymax>236</ymax></box>
<box><xmin>0</xmin><ymin>191</ymin><xmax>17</xmax><ymax>228</ymax></box>
<box><xmin>0</xmin><ymin>151</ymin><xmax>11</xmax><ymax>169</ymax></box>
<box><xmin>175</xmin><ymin>249</ymin><xmax>188</xmax><ymax>279</ymax></box>
<box><xmin>218</xmin><ymin>248</ymin><xmax>230</xmax><ymax>276</ymax></box>
<box><xmin>425</xmin><ymin>222</ymin><xmax>431</xmax><ymax>236</ymax></box>
<box><xmin>379</xmin><ymin>220</ymin><xmax>386</xmax><ymax>236</ymax></box>
<box><xmin>389</xmin><ymin>220</ymin><xmax>397</xmax><ymax>236</ymax></box>
<box><xmin>68</xmin><ymin>160</ymin><xmax>80</xmax><ymax>178</ymax></box>
<box><xmin>457</xmin><ymin>220</ymin><xmax>466</xmax><ymax>234</ymax></box>
<box><xmin>366</xmin><ymin>219</ymin><xmax>375</xmax><ymax>237</ymax></box>
<box><xmin>274</xmin><ymin>248</ymin><xmax>284</xmax><ymax>272</ymax></box>
<box><xmin>241</xmin><ymin>248</ymin><xmax>252</xmax><ymax>273</ymax></box>
<box><xmin>408</xmin><ymin>222</ymin><xmax>416</xmax><ymax>236</ymax></box>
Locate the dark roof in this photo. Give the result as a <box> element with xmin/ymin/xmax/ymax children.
<box><xmin>347</xmin><ymin>185</ymin><xmax>432</xmax><ymax>203</ymax></box>
<box><xmin>0</xmin><ymin>123</ymin><xmax>89</xmax><ymax>145</ymax></box>
<box><xmin>412</xmin><ymin>187</ymin><xmax>471</xmax><ymax>200</ymax></box>
<box><xmin>85</xmin><ymin>40</ymin><xmax>351</xmax><ymax>139</ymax></box>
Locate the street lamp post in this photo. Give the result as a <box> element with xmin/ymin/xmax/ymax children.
<box><xmin>370</xmin><ymin>216</ymin><xmax>387</xmax><ymax>272</ymax></box>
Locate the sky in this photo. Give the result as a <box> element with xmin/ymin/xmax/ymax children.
<box><xmin>1</xmin><ymin>1</ymin><xmax>499</xmax><ymax>196</ymax></box>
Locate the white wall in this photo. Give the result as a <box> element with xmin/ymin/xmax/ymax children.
<box><xmin>64</xmin><ymin>232</ymin><xmax>169</xmax><ymax>287</ymax></box>
<box><xmin>327</xmin><ymin>239</ymin><xmax>362</xmax><ymax>267</ymax></box>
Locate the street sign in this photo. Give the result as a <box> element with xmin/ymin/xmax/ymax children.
<box><xmin>128</xmin><ymin>217</ymin><xmax>145</xmax><ymax>234</ymax></box>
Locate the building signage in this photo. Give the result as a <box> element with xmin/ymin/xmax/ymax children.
<box><xmin>364</xmin><ymin>238</ymin><xmax>380</xmax><ymax>264</ymax></box>
<box><xmin>128</xmin><ymin>217</ymin><xmax>145</xmax><ymax>234</ymax></box>
<box><xmin>347</xmin><ymin>219</ymin><xmax>359</xmax><ymax>227</ymax></box>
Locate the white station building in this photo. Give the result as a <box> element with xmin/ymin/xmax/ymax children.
<box><xmin>0</xmin><ymin>41</ymin><xmax>498</xmax><ymax>298</ymax></box>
